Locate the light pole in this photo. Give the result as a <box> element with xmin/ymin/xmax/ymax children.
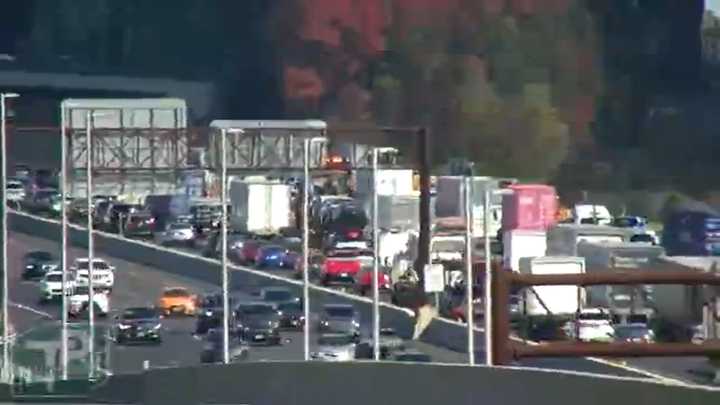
<box><xmin>371</xmin><ymin>146</ymin><xmax>398</xmax><ymax>360</ymax></box>
<box><xmin>485</xmin><ymin>187</ymin><xmax>513</xmax><ymax>366</ymax></box>
<box><xmin>302</xmin><ymin>136</ymin><xmax>326</xmax><ymax>361</ymax></box>
<box><xmin>60</xmin><ymin>101</ymin><xmax>68</xmax><ymax>381</ymax></box>
<box><xmin>84</xmin><ymin>110</ymin><xmax>112</xmax><ymax>379</ymax></box>
<box><xmin>464</xmin><ymin>176</ymin><xmax>475</xmax><ymax>365</ymax></box>
<box><xmin>1</xmin><ymin>92</ymin><xmax>18</xmax><ymax>383</ymax></box>
<box><xmin>219</xmin><ymin>127</ymin><xmax>244</xmax><ymax>364</ymax></box>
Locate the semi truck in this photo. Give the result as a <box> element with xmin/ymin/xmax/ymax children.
<box><xmin>546</xmin><ymin>224</ymin><xmax>634</xmax><ymax>257</ymax></box>
<box><xmin>434</xmin><ymin>176</ymin><xmax>502</xmax><ymax>238</ymax></box>
<box><xmin>229</xmin><ymin>180</ymin><xmax>292</xmax><ymax>233</ymax></box>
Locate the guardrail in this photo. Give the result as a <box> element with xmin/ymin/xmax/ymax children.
<box><xmin>7</xmin><ymin>210</ymin><xmax>482</xmax><ymax>353</ymax></box>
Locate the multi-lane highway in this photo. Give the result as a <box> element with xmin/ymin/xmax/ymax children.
<box><xmin>6</xmin><ymin>224</ymin><xmax>718</xmax><ymax>386</ymax></box>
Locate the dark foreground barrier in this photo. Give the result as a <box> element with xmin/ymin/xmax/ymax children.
<box><xmin>8</xmin><ymin>211</ymin><xmax>481</xmax><ymax>353</ymax></box>
<box><xmin>86</xmin><ymin>361</ymin><xmax>720</xmax><ymax>405</ymax></box>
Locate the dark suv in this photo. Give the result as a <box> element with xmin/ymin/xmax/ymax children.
<box><xmin>234</xmin><ymin>302</ymin><xmax>281</xmax><ymax>345</ymax></box>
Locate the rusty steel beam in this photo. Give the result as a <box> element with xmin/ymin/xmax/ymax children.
<box><xmin>513</xmin><ymin>341</ymin><xmax>720</xmax><ymax>359</ymax></box>
<box><xmin>490</xmin><ymin>263</ymin><xmax>512</xmax><ymax>365</ymax></box>
<box><xmin>509</xmin><ymin>270</ymin><xmax>720</xmax><ymax>287</ymax></box>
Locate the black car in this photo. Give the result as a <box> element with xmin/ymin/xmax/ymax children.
<box><xmin>200</xmin><ymin>328</ymin><xmax>250</xmax><ymax>364</ymax></box>
<box><xmin>114</xmin><ymin>307</ymin><xmax>163</xmax><ymax>345</ymax></box>
<box><xmin>234</xmin><ymin>302</ymin><xmax>282</xmax><ymax>345</ymax></box>
<box><xmin>277</xmin><ymin>301</ymin><xmax>305</xmax><ymax>330</ymax></box>
<box><xmin>22</xmin><ymin>251</ymin><xmax>57</xmax><ymax>280</ymax></box>
<box><xmin>195</xmin><ymin>294</ymin><xmax>237</xmax><ymax>335</ymax></box>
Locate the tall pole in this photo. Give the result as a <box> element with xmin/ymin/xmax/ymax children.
<box><xmin>221</xmin><ymin>128</ymin><xmax>229</xmax><ymax>364</ymax></box>
<box><xmin>372</xmin><ymin>148</ymin><xmax>380</xmax><ymax>361</ymax></box>
<box><xmin>86</xmin><ymin>111</ymin><xmax>95</xmax><ymax>380</ymax></box>
<box><xmin>1</xmin><ymin>93</ymin><xmax>14</xmax><ymax>383</ymax></box>
<box><xmin>464</xmin><ymin>177</ymin><xmax>475</xmax><ymax>365</ymax></box>
<box><xmin>484</xmin><ymin>187</ymin><xmax>493</xmax><ymax>366</ymax></box>
<box><xmin>60</xmin><ymin>104</ymin><xmax>68</xmax><ymax>380</ymax></box>
<box><xmin>302</xmin><ymin>138</ymin><xmax>311</xmax><ymax>361</ymax></box>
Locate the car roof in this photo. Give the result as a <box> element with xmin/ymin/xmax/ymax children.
<box><xmin>323</xmin><ymin>303</ymin><xmax>354</xmax><ymax>310</ymax></box>
<box><xmin>262</xmin><ymin>286</ymin><xmax>291</xmax><ymax>292</ymax></box>
<box><xmin>237</xmin><ymin>301</ymin><xmax>274</xmax><ymax>307</ymax></box>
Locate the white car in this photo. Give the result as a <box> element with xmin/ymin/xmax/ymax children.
<box><xmin>311</xmin><ymin>333</ymin><xmax>357</xmax><ymax>362</ymax></box>
<box><xmin>71</xmin><ymin>258</ymin><xmax>115</xmax><ymax>292</ymax></box>
<box><xmin>6</xmin><ymin>180</ymin><xmax>26</xmax><ymax>203</ymax></box>
<box><xmin>156</xmin><ymin>222</ymin><xmax>196</xmax><ymax>246</ymax></box>
<box><xmin>564</xmin><ymin>308</ymin><xmax>615</xmax><ymax>342</ymax></box>
<box><xmin>68</xmin><ymin>286</ymin><xmax>110</xmax><ymax>317</ymax></box>
<box><xmin>39</xmin><ymin>271</ymin><xmax>75</xmax><ymax>302</ymax></box>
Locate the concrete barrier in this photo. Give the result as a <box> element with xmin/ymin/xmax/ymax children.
<box><xmin>95</xmin><ymin>362</ymin><xmax>720</xmax><ymax>405</ymax></box>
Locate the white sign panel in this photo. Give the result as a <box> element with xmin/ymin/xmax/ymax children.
<box><xmin>424</xmin><ymin>264</ymin><xmax>445</xmax><ymax>293</ymax></box>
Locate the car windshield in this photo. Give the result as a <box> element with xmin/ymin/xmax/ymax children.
<box><xmin>324</xmin><ymin>306</ymin><xmax>354</xmax><ymax>318</ymax></box>
<box><xmin>317</xmin><ymin>334</ymin><xmax>355</xmax><ymax>346</ymax></box>
<box><xmin>395</xmin><ymin>353</ymin><xmax>432</xmax><ymax>362</ymax></box>
<box><xmin>578</xmin><ymin>312</ymin><xmax>611</xmax><ymax>321</ymax></box>
<box><xmin>380</xmin><ymin>329</ymin><xmax>397</xmax><ymax>337</ymax></box>
<box><xmin>163</xmin><ymin>288</ymin><xmax>190</xmax><ymax>298</ymax></box>
<box><xmin>705</xmin><ymin>219</ymin><xmax>720</xmax><ymax>231</ymax></box>
<box><xmin>613</xmin><ymin>217</ymin><xmax>640</xmax><ymax>227</ymax></box>
<box><xmin>169</xmin><ymin>223</ymin><xmax>192</xmax><ymax>230</ymax></box>
<box><xmin>76</xmin><ymin>261</ymin><xmax>110</xmax><ymax>270</ymax></box>
<box><xmin>7</xmin><ymin>183</ymin><xmax>23</xmax><ymax>189</ymax></box>
<box><xmin>263</xmin><ymin>245</ymin><xmax>284</xmax><ymax>252</ymax></box>
<box><xmin>278</xmin><ymin>302</ymin><xmax>302</xmax><ymax>312</ymax></box>
<box><xmin>238</xmin><ymin>304</ymin><xmax>276</xmax><ymax>315</ymax></box>
<box><xmin>263</xmin><ymin>290</ymin><xmax>292</xmax><ymax>301</ymax></box>
<box><xmin>432</xmin><ymin>240</ymin><xmax>464</xmax><ymax>252</ymax></box>
<box><xmin>45</xmin><ymin>274</ymin><xmax>62</xmax><ymax>282</ymax></box>
<box><xmin>28</xmin><ymin>251</ymin><xmax>53</xmax><ymax>261</ymax></box>
<box><xmin>614</xmin><ymin>326</ymin><xmax>650</xmax><ymax>339</ymax></box>
<box><xmin>74</xmin><ymin>286</ymin><xmax>90</xmax><ymax>295</ymax></box>
<box><xmin>122</xmin><ymin>308</ymin><xmax>158</xmax><ymax>320</ymax></box>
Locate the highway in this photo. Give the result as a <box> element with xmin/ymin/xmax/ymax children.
<box><xmin>6</xmin><ymin>225</ymin><xmax>718</xmax><ymax>385</ymax></box>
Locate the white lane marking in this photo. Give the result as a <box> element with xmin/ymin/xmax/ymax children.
<box><xmin>11</xmin><ymin>209</ymin><xmax>713</xmax><ymax>387</ymax></box>
<box><xmin>9</xmin><ymin>301</ymin><xmax>54</xmax><ymax>319</ymax></box>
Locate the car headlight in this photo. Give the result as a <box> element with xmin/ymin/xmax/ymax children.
<box><xmin>26</xmin><ymin>264</ymin><xmax>34</xmax><ymax>269</ymax></box>
<box><xmin>320</xmin><ymin>321</ymin><xmax>329</xmax><ymax>326</ymax></box>
<box><xmin>352</xmin><ymin>321</ymin><xmax>360</xmax><ymax>327</ymax></box>
<box><xmin>118</xmin><ymin>324</ymin><xmax>131</xmax><ymax>330</ymax></box>
<box><xmin>153</xmin><ymin>323</ymin><xmax>162</xmax><ymax>330</ymax></box>
<box><xmin>205</xmin><ymin>311</ymin><xmax>213</xmax><ymax>317</ymax></box>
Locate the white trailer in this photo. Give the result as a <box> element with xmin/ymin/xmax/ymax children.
<box><xmin>229</xmin><ymin>180</ymin><xmax>292</xmax><ymax>233</ymax></box>
<box><xmin>354</xmin><ymin>169</ymin><xmax>415</xmax><ymax>197</ymax></box>
<box><xmin>503</xmin><ymin>229</ymin><xmax>547</xmax><ymax>272</ymax></box>
<box><xmin>357</xmin><ymin>194</ymin><xmax>420</xmax><ymax>231</ymax></box>
<box><xmin>546</xmin><ymin>224</ymin><xmax>634</xmax><ymax>257</ymax></box>
<box><xmin>519</xmin><ymin>256</ymin><xmax>586</xmax><ymax>316</ymax></box>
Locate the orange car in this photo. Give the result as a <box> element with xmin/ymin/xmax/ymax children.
<box><xmin>157</xmin><ymin>287</ymin><xmax>198</xmax><ymax>316</ymax></box>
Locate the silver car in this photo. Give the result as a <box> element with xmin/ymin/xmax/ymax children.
<box><xmin>311</xmin><ymin>333</ymin><xmax>357</xmax><ymax>362</ymax></box>
<box><xmin>156</xmin><ymin>222</ymin><xmax>196</xmax><ymax>247</ymax></box>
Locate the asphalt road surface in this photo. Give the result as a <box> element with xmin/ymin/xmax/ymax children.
<box><xmin>7</xmin><ymin>229</ymin><xmax>717</xmax><ymax>386</ymax></box>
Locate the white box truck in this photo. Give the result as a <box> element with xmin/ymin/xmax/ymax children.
<box><xmin>434</xmin><ymin>176</ymin><xmax>502</xmax><ymax>237</ymax></box>
<box><xmin>519</xmin><ymin>256</ymin><xmax>586</xmax><ymax>316</ymax></box>
<box><xmin>354</xmin><ymin>169</ymin><xmax>414</xmax><ymax>196</ymax></box>
<box><xmin>229</xmin><ymin>180</ymin><xmax>292</xmax><ymax>233</ymax></box>
<box><xmin>503</xmin><ymin>230</ymin><xmax>547</xmax><ymax>272</ymax></box>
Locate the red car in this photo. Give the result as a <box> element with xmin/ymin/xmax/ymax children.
<box><xmin>320</xmin><ymin>249</ymin><xmax>372</xmax><ymax>286</ymax></box>
<box><xmin>239</xmin><ymin>240</ymin><xmax>263</xmax><ymax>264</ymax></box>
<box><xmin>354</xmin><ymin>267</ymin><xmax>391</xmax><ymax>296</ymax></box>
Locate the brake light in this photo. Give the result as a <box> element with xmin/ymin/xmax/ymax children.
<box><xmin>347</xmin><ymin>230</ymin><xmax>360</xmax><ymax>239</ymax></box>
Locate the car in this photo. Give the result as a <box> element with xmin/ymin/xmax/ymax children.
<box><xmin>195</xmin><ymin>293</ymin><xmax>237</xmax><ymax>335</ymax></box>
<box><xmin>320</xmin><ymin>249</ymin><xmax>373</xmax><ymax>287</ymax></box>
<box><xmin>200</xmin><ymin>328</ymin><xmax>250</xmax><ymax>364</ymax></box>
<box><xmin>102</xmin><ymin>202</ymin><xmax>142</xmax><ymax>233</ymax></box>
<box><xmin>157</xmin><ymin>287</ymin><xmax>198</xmax><ymax>316</ymax></box>
<box><xmin>190</xmin><ymin>204</ymin><xmax>223</xmax><ymax>232</ymax></box>
<box><xmin>255</xmin><ymin>245</ymin><xmax>287</xmax><ymax>268</ymax></box>
<box><xmin>356</xmin><ymin>328</ymin><xmax>406</xmax><ymax>359</ymax></box>
<box><xmin>311</xmin><ymin>333</ymin><xmax>358</xmax><ymax>362</ymax></box>
<box><xmin>6</xmin><ymin>179</ymin><xmax>26</xmax><ymax>204</ymax></box>
<box><xmin>123</xmin><ymin>210</ymin><xmax>156</xmax><ymax>238</ymax></box>
<box><xmin>68</xmin><ymin>198</ymin><xmax>92</xmax><ymax>223</ymax></box>
<box><xmin>39</xmin><ymin>271</ymin><xmax>75</xmax><ymax>303</ymax></box>
<box><xmin>612</xmin><ymin>323</ymin><xmax>655</xmax><ymax>343</ymax></box>
<box><xmin>277</xmin><ymin>301</ymin><xmax>305</xmax><ymax>330</ymax></box>
<box><xmin>71</xmin><ymin>258</ymin><xmax>115</xmax><ymax>292</ymax></box>
<box><xmin>238</xmin><ymin>239</ymin><xmax>264</xmax><ymax>265</ymax></box>
<box><xmin>234</xmin><ymin>302</ymin><xmax>282</xmax><ymax>345</ymax></box>
<box><xmin>22</xmin><ymin>250</ymin><xmax>58</xmax><ymax>280</ymax></box>
<box><xmin>564</xmin><ymin>308</ymin><xmax>615</xmax><ymax>343</ymax></box>
<box><xmin>156</xmin><ymin>222</ymin><xmax>196</xmax><ymax>247</ymax></box>
<box><xmin>354</xmin><ymin>266</ymin><xmax>392</xmax><ymax>296</ymax></box>
<box><xmin>318</xmin><ymin>304</ymin><xmax>360</xmax><ymax>338</ymax></box>
<box><xmin>114</xmin><ymin>307</ymin><xmax>163</xmax><ymax>345</ymax></box>
<box><xmin>25</xmin><ymin>188</ymin><xmax>62</xmax><ymax>217</ymax></box>
<box><xmin>68</xmin><ymin>286</ymin><xmax>110</xmax><ymax>318</ymax></box>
